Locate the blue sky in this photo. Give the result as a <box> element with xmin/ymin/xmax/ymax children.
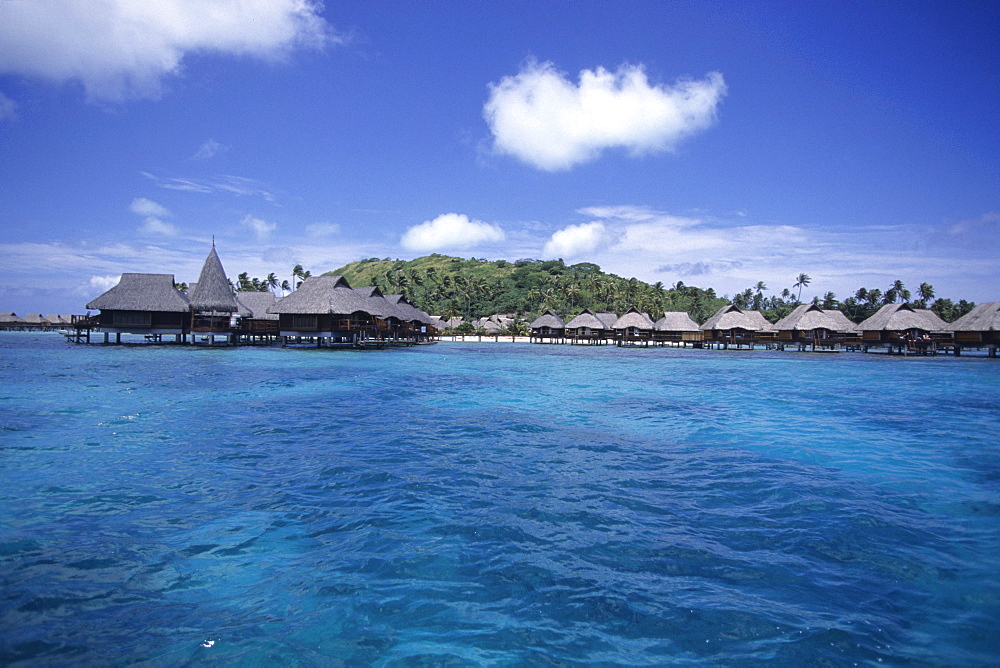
<box><xmin>1</xmin><ymin>0</ymin><xmax>997</xmax><ymax>315</ymax></box>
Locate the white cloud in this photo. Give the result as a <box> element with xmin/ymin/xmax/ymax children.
<box><xmin>139</xmin><ymin>218</ymin><xmax>178</xmax><ymax>236</ymax></box>
<box><xmin>484</xmin><ymin>61</ymin><xmax>726</xmax><ymax>171</ymax></box>
<box><xmin>130</xmin><ymin>197</ymin><xmax>170</xmax><ymax>218</ymax></box>
<box><xmin>401</xmin><ymin>213</ymin><xmax>505</xmax><ymax>252</ymax></box>
<box><xmin>0</xmin><ymin>0</ymin><xmax>337</xmax><ymax>103</ymax></box>
<box><xmin>241</xmin><ymin>215</ymin><xmax>277</xmax><ymax>240</ymax></box>
<box><xmin>142</xmin><ymin>172</ymin><xmax>276</xmax><ymax>201</ymax></box>
<box><xmin>89</xmin><ymin>275</ymin><xmax>120</xmax><ymax>292</ymax></box>
<box><xmin>193</xmin><ymin>138</ymin><xmax>227</xmax><ymax>160</ymax></box>
<box><xmin>306</xmin><ymin>222</ymin><xmax>341</xmax><ymax>238</ymax></box>
<box><xmin>543</xmin><ymin>222</ymin><xmax>606</xmax><ymax>259</ymax></box>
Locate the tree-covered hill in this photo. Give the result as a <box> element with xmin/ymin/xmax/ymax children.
<box><xmin>328</xmin><ymin>254</ymin><xmax>728</xmax><ymax>322</ymax></box>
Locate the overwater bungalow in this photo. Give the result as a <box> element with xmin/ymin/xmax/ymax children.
<box><xmin>383</xmin><ymin>294</ymin><xmax>435</xmax><ymax>341</ymax></box>
<box><xmin>700</xmin><ymin>305</ymin><xmax>775</xmax><ymax>349</ymax></box>
<box><xmin>612</xmin><ymin>308</ymin><xmax>655</xmax><ymax>346</ymax></box>
<box><xmin>948</xmin><ymin>302</ymin><xmax>1000</xmax><ymax>356</ymax></box>
<box><xmin>0</xmin><ymin>312</ymin><xmax>24</xmax><ymax>329</ymax></box>
<box><xmin>86</xmin><ymin>273</ymin><xmax>191</xmax><ymax>343</ymax></box>
<box><xmin>564</xmin><ymin>309</ymin><xmax>616</xmax><ymax>345</ymax></box>
<box><xmin>773</xmin><ymin>304</ymin><xmax>858</xmax><ymax>351</ymax></box>
<box><xmin>188</xmin><ymin>245</ymin><xmax>239</xmax><ymax>344</ymax></box>
<box><xmin>857</xmin><ymin>303</ymin><xmax>950</xmax><ymax>354</ymax></box>
<box><xmin>267</xmin><ymin>275</ymin><xmax>384</xmax><ymax>346</ymax></box>
<box><xmin>234</xmin><ymin>291</ymin><xmax>280</xmax><ymax>341</ymax></box>
<box><xmin>652</xmin><ymin>312</ymin><xmax>702</xmax><ymax>346</ymax></box>
<box><xmin>529</xmin><ymin>310</ymin><xmax>565</xmax><ymax>343</ymax></box>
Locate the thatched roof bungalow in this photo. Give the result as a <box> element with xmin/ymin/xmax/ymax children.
<box><xmin>857</xmin><ymin>303</ymin><xmax>950</xmax><ymax>352</ymax></box>
<box><xmin>236</xmin><ymin>291</ymin><xmax>278</xmax><ymax>320</ymax></box>
<box><xmin>774</xmin><ymin>304</ymin><xmax>857</xmax><ymax>349</ymax></box>
<box><xmin>653</xmin><ymin>311</ymin><xmax>702</xmax><ymax>344</ymax></box>
<box><xmin>268</xmin><ymin>275</ymin><xmax>379</xmax><ymax>340</ymax></box>
<box><xmin>700</xmin><ymin>305</ymin><xmax>774</xmax><ymax>348</ymax></box>
<box><xmin>87</xmin><ymin>273</ymin><xmax>191</xmax><ymax>338</ymax></box>
<box><xmin>384</xmin><ymin>294</ymin><xmax>434</xmax><ymax>329</ymax></box>
<box><xmin>529</xmin><ymin>310</ymin><xmax>565</xmax><ymax>342</ymax></box>
<box><xmin>948</xmin><ymin>302</ymin><xmax>1000</xmax><ymax>351</ymax></box>
<box><xmin>0</xmin><ymin>312</ymin><xmax>24</xmax><ymax>329</ymax></box>
<box><xmin>612</xmin><ymin>308</ymin><xmax>655</xmax><ymax>345</ymax></box>
<box><xmin>564</xmin><ymin>309</ymin><xmax>615</xmax><ymax>344</ymax></box>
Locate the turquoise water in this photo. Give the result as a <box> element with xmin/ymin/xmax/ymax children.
<box><xmin>1</xmin><ymin>332</ymin><xmax>998</xmax><ymax>665</ymax></box>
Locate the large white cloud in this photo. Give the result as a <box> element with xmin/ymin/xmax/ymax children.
<box><xmin>484</xmin><ymin>61</ymin><xmax>726</xmax><ymax>171</ymax></box>
<box><xmin>401</xmin><ymin>213</ymin><xmax>505</xmax><ymax>252</ymax></box>
<box><xmin>0</xmin><ymin>0</ymin><xmax>335</xmax><ymax>102</ymax></box>
<box><xmin>543</xmin><ymin>222</ymin><xmax>606</xmax><ymax>259</ymax></box>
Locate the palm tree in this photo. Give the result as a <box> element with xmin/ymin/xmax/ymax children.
<box><xmin>793</xmin><ymin>273</ymin><xmax>811</xmax><ymax>303</ymax></box>
<box><xmin>916</xmin><ymin>282</ymin><xmax>935</xmax><ymax>308</ymax></box>
<box><xmin>266</xmin><ymin>273</ymin><xmax>279</xmax><ymax>293</ymax></box>
<box><xmin>292</xmin><ymin>264</ymin><xmax>311</xmax><ymax>290</ymax></box>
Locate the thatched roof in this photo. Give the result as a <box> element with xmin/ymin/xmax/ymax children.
<box><xmin>269</xmin><ymin>275</ymin><xmax>378</xmax><ymax>315</ymax></box>
<box><xmin>949</xmin><ymin>302</ymin><xmax>1000</xmax><ymax>332</ymax></box>
<box><xmin>351</xmin><ymin>285</ymin><xmax>395</xmax><ymax>319</ymax></box>
<box><xmin>774</xmin><ymin>304</ymin><xmax>856</xmax><ymax>332</ymax></box>
<box><xmin>383</xmin><ymin>295</ymin><xmax>434</xmax><ymax>325</ymax></box>
<box><xmin>654</xmin><ymin>311</ymin><xmax>700</xmax><ymax>331</ymax></box>
<box><xmin>530</xmin><ymin>310</ymin><xmax>565</xmax><ymax>329</ymax></box>
<box><xmin>857</xmin><ymin>303</ymin><xmax>948</xmax><ymax>332</ymax></box>
<box><xmin>189</xmin><ymin>246</ymin><xmax>237</xmax><ymax>313</ymax></box>
<box><xmin>0</xmin><ymin>312</ymin><xmax>23</xmax><ymax>324</ymax></box>
<box><xmin>44</xmin><ymin>314</ymin><xmax>70</xmax><ymax>325</ymax></box>
<box><xmin>700</xmin><ymin>304</ymin><xmax>772</xmax><ymax>331</ymax></box>
<box><xmin>21</xmin><ymin>313</ymin><xmax>49</xmax><ymax>324</ymax></box>
<box><xmin>824</xmin><ymin>309</ymin><xmax>860</xmax><ymax>333</ymax></box>
<box><xmin>565</xmin><ymin>309</ymin><xmax>609</xmax><ymax>330</ymax></box>
<box><xmin>87</xmin><ymin>273</ymin><xmax>191</xmax><ymax>312</ymax></box>
<box><xmin>236</xmin><ymin>291</ymin><xmax>278</xmax><ymax>320</ymax></box>
<box><xmin>612</xmin><ymin>308</ymin><xmax>655</xmax><ymax>330</ymax></box>
<box><xmin>597</xmin><ymin>312</ymin><xmax>618</xmax><ymax>328</ymax></box>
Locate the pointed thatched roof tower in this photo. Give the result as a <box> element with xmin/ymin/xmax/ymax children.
<box><xmin>188</xmin><ymin>245</ymin><xmax>237</xmax><ymax>314</ymax></box>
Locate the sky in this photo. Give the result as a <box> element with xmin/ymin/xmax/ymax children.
<box><xmin>1</xmin><ymin>0</ymin><xmax>998</xmax><ymax>315</ymax></box>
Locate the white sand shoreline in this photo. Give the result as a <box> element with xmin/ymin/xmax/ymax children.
<box><xmin>435</xmin><ymin>335</ymin><xmax>531</xmax><ymax>343</ymax></box>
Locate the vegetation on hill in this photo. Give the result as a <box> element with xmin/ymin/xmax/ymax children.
<box><xmin>328</xmin><ymin>254</ymin><xmax>728</xmax><ymax>322</ymax></box>
<box><xmin>225</xmin><ymin>255</ymin><xmax>977</xmax><ymax>326</ymax></box>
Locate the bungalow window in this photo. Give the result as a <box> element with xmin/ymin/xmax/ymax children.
<box><xmin>112</xmin><ymin>310</ymin><xmax>152</xmax><ymax>326</ymax></box>
<box><xmin>291</xmin><ymin>314</ymin><xmax>318</xmax><ymax>330</ymax></box>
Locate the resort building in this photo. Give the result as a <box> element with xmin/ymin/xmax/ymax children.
<box><xmin>773</xmin><ymin>304</ymin><xmax>859</xmax><ymax>351</ymax></box>
<box><xmin>948</xmin><ymin>302</ymin><xmax>1000</xmax><ymax>357</ymax></box>
<box><xmin>188</xmin><ymin>245</ymin><xmax>239</xmax><ymax>344</ymax></box>
<box><xmin>564</xmin><ymin>309</ymin><xmax>617</xmax><ymax>345</ymax></box>
<box><xmin>529</xmin><ymin>310</ymin><xmax>565</xmax><ymax>343</ymax></box>
<box><xmin>234</xmin><ymin>291</ymin><xmax>280</xmax><ymax>342</ymax></box>
<box><xmin>612</xmin><ymin>308</ymin><xmax>656</xmax><ymax>346</ymax></box>
<box><xmin>700</xmin><ymin>305</ymin><xmax>775</xmax><ymax>349</ymax></box>
<box><xmin>652</xmin><ymin>312</ymin><xmax>702</xmax><ymax>346</ymax></box>
<box><xmin>857</xmin><ymin>303</ymin><xmax>951</xmax><ymax>354</ymax></box>
<box><xmin>85</xmin><ymin>273</ymin><xmax>192</xmax><ymax>343</ymax></box>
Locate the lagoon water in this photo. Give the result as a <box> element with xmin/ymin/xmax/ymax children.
<box><xmin>1</xmin><ymin>332</ymin><xmax>998</xmax><ymax>665</ymax></box>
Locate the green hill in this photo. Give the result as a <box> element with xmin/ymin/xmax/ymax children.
<box><xmin>328</xmin><ymin>254</ymin><xmax>728</xmax><ymax>322</ymax></box>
